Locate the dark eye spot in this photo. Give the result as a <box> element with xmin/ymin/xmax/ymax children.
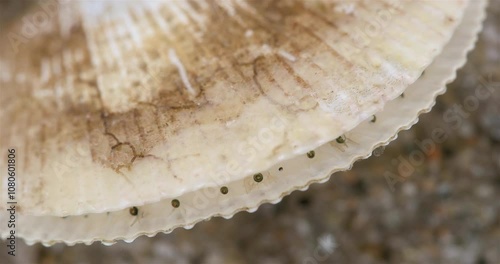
<box><xmin>400</xmin><ymin>93</ymin><xmax>405</xmax><ymax>98</ymax></box>
<box><xmin>371</xmin><ymin>115</ymin><xmax>377</xmax><ymax>123</ymax></box>
<box><xmin>129</xmin><ymin>206</ymin><xmax>138</xmax><ymax>216</ymax></box>
<box><xmin>278</xmin><ymin>167</ymin><xmax>283</xmax><ymax>171</ymax></box>
<box><xmin>171</xmin><ymin>199</ymin><xmax>180</xmax><ymax>208</ymax></box>
<box><xmin>253</xmin><ymin>173</ymin><xmax>264</xmax><ymax>182</ymax></box>
<box><xmin>220</xmin><ymin>186</ymin><xmax>229</xmax><ymax>194</ymax></box>
<box><xmin>336</xmin><ymin>135</ymin><xmax>346</xmax><ymax>144</ymax></box>
<box><xmin>307</xmin><ymin>151</ymin><xmax>315</xmax><ymax>158</ymax></box>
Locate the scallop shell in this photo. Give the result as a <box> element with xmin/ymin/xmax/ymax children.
<box><xmin>0</xmin><ymin>0</ymin><xmax>487</xmax><ymax>245</ymax></box>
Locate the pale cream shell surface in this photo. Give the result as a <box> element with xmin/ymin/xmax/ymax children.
<box><xmin>0</xmin><ymin>0</ymin><xmax>488</xmax><ymax>246</ymax></box>
<box><xmin>0</xmin><ymin>0</ymin><xmax>470</xmax><ymax>217</ymax></box>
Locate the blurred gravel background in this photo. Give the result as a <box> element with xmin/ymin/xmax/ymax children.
<box><xmin>2</xmin><ymin>1</ymin><xmax>499</xmax><ymax>264</ymax></box>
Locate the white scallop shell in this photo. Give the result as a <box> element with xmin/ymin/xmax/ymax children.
<box><xmin>0</xmin><ymin>0</ymin><xmax>487</xmax><ymax>245</ymax></box>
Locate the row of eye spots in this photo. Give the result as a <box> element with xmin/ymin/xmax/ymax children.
<box><xmin>127</xmin><ymin>132</ymin><xmax>362</xmax><ymax>215</ymax></box>
<box><xmin>127</xmin><ymin>173</ymin><xmax>265</xmax><ymax>215</ymax></box>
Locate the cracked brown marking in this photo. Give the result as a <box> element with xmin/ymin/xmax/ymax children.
<box><xmin>103</xmin><ymin>131</ymin><xmax>120</xmax><ymax>146</ymax></box>
<box><xmin>106</xmin><ymin>123</ymin><xmax>166</xmax><ymax>173</ymax></box>
<box><xmin>109</xmin><ymin>139</ymin><xmax>140</xmax><ymax>169</ymax></box>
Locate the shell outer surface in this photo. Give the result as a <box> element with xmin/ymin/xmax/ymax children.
<box><xmin>0</xmin><ymin>0</ymin><xmax>470</xmax><ymax>217</ymax></box>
